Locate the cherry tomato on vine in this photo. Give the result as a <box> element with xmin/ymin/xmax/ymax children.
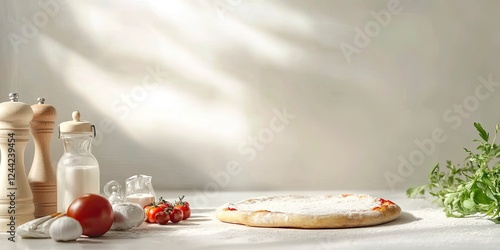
<box><xmin>169</xmin><ymin>208</ymin><xmax>183</xmax><ymax>223</ymax></box>
<box><xmin>157</xmin><ymin>197</ymin><xmax>173</xmax><ymax>211</ymax></box>
<box><xmin>143</xmin><ymin>204</ymin><xmax>154</xmax><ymax>220</ymax></box>
<box><xmin>155</xmin><ymin>211</ymin><xmax>170</xmax><ymax>225</ymax></box>
<box><xmin>174</xmin><ymin>196</ymin><xmax>191</xmax><ymax>220</ymax></box>
<box><xmin>145</xmin><ymin>205</ymin><xmax>164</xmax><ymax>223</ymax></box>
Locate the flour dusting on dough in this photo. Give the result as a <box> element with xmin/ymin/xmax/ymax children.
<box><xmin>234</xmin><ymin>194</ymin><xmax>382</xmax><ymax>216</ymax></box>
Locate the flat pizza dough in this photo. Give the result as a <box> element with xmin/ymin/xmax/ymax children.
<box><xmin>215</xmin><ymin>194</ymin><xmax>401</xmax><ymax>229</ymax></box>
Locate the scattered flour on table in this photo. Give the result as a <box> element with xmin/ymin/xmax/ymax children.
<box><xmin>99</xmin><ymin>206</ymin><xmax>500</xmax><ymax>250</ymax></box>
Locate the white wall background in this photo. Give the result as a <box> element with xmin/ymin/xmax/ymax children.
<box><xmin>1</xmin><ymin>0</ymin><xmax>500</xmax><ymax>193</ymax></box>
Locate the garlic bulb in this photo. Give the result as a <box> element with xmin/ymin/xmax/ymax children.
<box><xmin>111</xmin><ymin>202</ymin><xmax>145</xmax><ymax>231</ymax></box>
<box><xmin>17</xmin><ymin>213</ymin><xmax>62</xmax><ymax>239</ymax></box>
<box><xmin>49</xmin><ymin>217</ymin><xmax>82</xmax><ymax>242</ymax></box>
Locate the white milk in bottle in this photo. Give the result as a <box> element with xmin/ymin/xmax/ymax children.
<box><xmin>57</xmin><ymin>111</ymin><xmax>99</xmax><ymax>212</ymax></box>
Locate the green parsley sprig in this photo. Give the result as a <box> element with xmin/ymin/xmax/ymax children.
<box><xmin>407</xmin><ymin>122</ymin><xmax>500</xmax><ymax>223</ymax></box>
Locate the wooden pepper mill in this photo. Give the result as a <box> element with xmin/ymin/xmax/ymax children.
<box><xmin>0</xmin><ymin>93</ymin><xmax>35</xmax><ymax>233</ymax></box>
<box><xmin>28</xmin><ymin>97</ymin><xmax>57</xmax><ymax>218</ymax></box>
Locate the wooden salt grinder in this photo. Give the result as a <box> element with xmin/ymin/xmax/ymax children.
<box><xmin>28</xmin><ymin>97</ymin><xmax>57</xmax><ymax>218</ymax></box>
<box><xmin>0</xmin><ymin>93</ymin><xmax>35</xmax><ymax>231</ymax></box>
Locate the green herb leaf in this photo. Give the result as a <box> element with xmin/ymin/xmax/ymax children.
<box><xmin>474</xmin><ymin>122</ymin><xmax>489</xmax><ymax>141</ymax></box>
<box><xmin>407</xmin><ymin>123</ymin><xmax>500</xmax><ymax>221</ymax></box>
<box><xmin>406</xmin><ymin>185</ymin><xmax>427</xmax><ymax>198</ymax></box>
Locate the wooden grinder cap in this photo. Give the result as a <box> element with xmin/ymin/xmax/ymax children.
<box><xmin>31</xmin><ymin>98</ymin><xmax>56</xmax><ymax>123</ymax></box>
<box><xmin>0</xmin><ymin>93</ymin><xmax>34</xmax><ymax>128</ymax></box>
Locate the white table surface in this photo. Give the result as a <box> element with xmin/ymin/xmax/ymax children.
<box><xmin>4</xmin><ymin>190</ymin><xmax>500</xmax><ymax>250</ymax></box>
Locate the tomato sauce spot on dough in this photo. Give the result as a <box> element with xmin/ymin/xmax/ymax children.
<box><xmin>379</xmin><ymin>198</ymin><xmax>395</xmax><ymax>205</ymax></box>
<box><xmin>372</xmin><ymin>198</ymin><xmax>395</xmax><ymax>210</ymax></box>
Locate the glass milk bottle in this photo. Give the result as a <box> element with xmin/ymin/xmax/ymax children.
<box><xmin>57</xmin><ymin>110</ymin><xmax>99</xmax><ymax>212</ymax></box>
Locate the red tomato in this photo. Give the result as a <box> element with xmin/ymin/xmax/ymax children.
<box><xmin>174</xmin><ymin>204</ymin><xmax>190</xmax><ymax>220</ymax></box>
<box><xmin>144</xmin><ymin>205</ymin><xmax>153</xmax><ymax>222</ymax></box>
<box><xmin>155</xmin><ymin>211</ymin><xmax>170</xmax><ymax>225</ymax></box>
<box><xmin>169</xmin><ymin>208</ymin><xmax>183</xmax><ymax>223</ymax></box>
<box><xmin>66</xmin><ymin>193</ymin><xmax>114</xmax><ymax>237</ymax></box>
<box><xmin>146</xmin><ymin>206</ymin><xmax>164</xmax><ymax>223</ymax></box>
<box><xmin>174</xmin><ymin>196</ymin><xmax>191</xmax><ymax>220</ymax></box>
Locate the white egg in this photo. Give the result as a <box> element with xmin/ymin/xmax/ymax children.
<box><xmin>111</xmin><ymin>202</ymin><xmax>145</xmax><ymax>231</ymax></box>
<box><xmin>49</xmin><ymin>217</ymin><xmax>82</xmax><ymax>242</ymax></box>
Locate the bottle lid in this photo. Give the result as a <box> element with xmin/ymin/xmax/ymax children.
<box><xmin>0</xmin><ymin>93</ymin><xmax>34</xmax><ymax>129</ymax></box>
<box><xmin>31</xmin><ymin>97</ymin><xmax>57</xmax><ymax>122</ymax></box>
<box><xmin>59</xmin><ymin>110</ymin><xmax>95</xmax><ymax>136</ymax></box>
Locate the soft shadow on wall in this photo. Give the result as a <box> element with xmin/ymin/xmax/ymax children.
<box><xmin>2</xmin><ymin>0</ymin><xmax>500</xmax><ymax>192</ymax></box>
